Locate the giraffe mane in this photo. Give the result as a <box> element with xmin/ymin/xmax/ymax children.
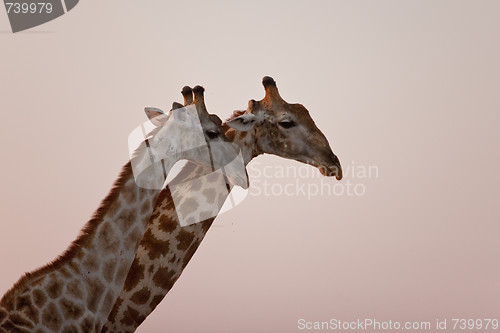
<box><xmin>224</xmin><ymin>109</ymin><xmax>246</xmax><ymax>122</ymax></box>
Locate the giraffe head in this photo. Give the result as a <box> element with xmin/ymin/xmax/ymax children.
<box><xmin>226</xmin><ymin>76</ymin><xmax>342</xmax><ymax>180</ymax></box>
<box><xmin>137</xmin><ymin>85</ymin><xmax>248</xmax><ymax>190</ymax></box>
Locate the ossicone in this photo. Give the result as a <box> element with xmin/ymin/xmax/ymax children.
<box><xmin>262</xmin><ymin>76</ymin><xmax>285</xmax><ymax>104</ymax></box>
<box><xmin>181</xmin><ymin>86</ymin><xmax>193</xmax><ymax>106</ymax></box>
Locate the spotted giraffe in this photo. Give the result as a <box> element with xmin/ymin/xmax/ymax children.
<box><xmin>102</xmin><ymin>76</ymin><xmax>342</xmax><ymax>332</ymax></box>
<box><xmin>0</xmin><ymin>86</ymin><xmax>247</xmax><ymax>333</ymax></box>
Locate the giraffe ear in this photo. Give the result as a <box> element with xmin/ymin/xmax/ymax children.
<box><xmin>226</xmin><ymin>114</ymin><xmax>256</xmax><ymax>132</ymax></box>
<box><xmin>172</xmin><ymin>102</ymin><xmax>184</xmax><ymax>110</ymax></box>
<box><xmin>145</xmin><ymin>107</ymin><xmax>166</xmax><ymax>126</ymax></box>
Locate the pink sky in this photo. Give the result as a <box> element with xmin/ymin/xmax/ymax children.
<box><xmin>1</xmin><ymin>1</ymin><xmax>499</xmax><ymax>332</ymax></box>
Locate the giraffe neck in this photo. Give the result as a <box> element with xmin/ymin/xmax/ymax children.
<box><xmin>226</xmin><ymin>126</ymin><xmax>262</xmax><ymax>164</ymax></box>
<box><xmin>0</xmin><ymin>162</ymin><xmax>162</xmax><ymax>332</ymax></box>
<box><xmin>102</xmin><ymin>130</ymin><xmax>257</xmax><ymax>332</ymax></box>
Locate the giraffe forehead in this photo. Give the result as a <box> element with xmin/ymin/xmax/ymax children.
<box><xmin>259</xmin><ymin>103</ymin><xmax>313</xmax><ymax>123</ymax></box>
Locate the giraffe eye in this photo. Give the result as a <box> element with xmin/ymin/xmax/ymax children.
<box><xmin>278</xmin><ymin>120</ymin><xmax>296</xmax><ymax>129</ymax></box>
<box><xmin>206</xmin><ymin>130</ymin><xmax>219</xmax><ymax>139</ymax></box>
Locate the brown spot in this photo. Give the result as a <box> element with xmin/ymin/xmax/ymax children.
<box><xmin>182</xmin><ymin>239</ymin><xmax>203</xmax><ymax>268</ymax></box>
<box><xmin>178</xmin><ymin>198</ymin><xmax>199</xmax><ymax>217</ymax></box>
<box><xmin>10</xmin><ymin>312</ymin><xmax>34</xmax><ymax>329</ymax></box>
<box><xmin>239</xmin><ymin>130</ymin><xmax>249</xmax><ymax>139</ymax></box>
<box><xmin>123</xmin><ymin>258</ymin><xmax>145</xmax><ymax>292</ymax></box>
<box><xmin>97</xmin><ymin>222</ymin><xmax>120</xmax><ymax>254</ymax></box>
<box><xmin>116</xmin><ymin>209</ymin><xmax>137</xmax><ymax>233</ymax></box>
<box><xmin>152</xmin><ymin>266</ymin><xmax>175</xmax><ymax>290</ymax></box>
<box><xmin>203</xmin><ymin>188</ymin><xmax>217</xmax><ymax>203</ymax></box>
<box><xmin>14</xmin><ymin>294</ymin><xmax>30</xmax><ymax>311</ymax></box>
<box><xmin>0</xmin><ymin>321</ymin><xmax>16</xmax><ymax>332</ymax></box>
<box><xmin>81</xmin><ymin>316</ymin><xmax>94</xmax><ymax>332</ymax></box>
<box><xmin>158</xmin><ymin>214</ymin><xmax>177</xmax><ymax>234</ymax></box>
<box><xmin>201</xmin><ymin>218</ymin><xmax>214</xmax><ymax>233</ymax></box>
<box><xmin>68</xmin><ymin>260</ymin><xmax>81</xmax><ymax>275</ymax></box>
<box><xmin>224</xmin><ymin>129</ymin><xmax>236</xmax><ymax>141</ymax></box>
<box><xmin>130</xmin><ymin>287</ymin><xmax>151</xmax><ymax>305</ymax></box>
<box><xmin>168</xmin><ymin>254</ymin><xmax>177</xmax><ymax>263</ymax></box>
<box><xmin>175</xmin><ymin>229</ymin><xmax>195</xmax><ymax>251</ymax></box>
<box><xmin>47</xmin><ymin>277</ymin><xmax>63</xmax><ymax>299</ymax></box>
<box><xmin>119</xmin><ymin>306</ymin><xmax>146</xmax><ymax>327</ymax></box>
<box><xmin>150</xmin><ymin>294</ymin><xmax>165</xmax><ymax>310</ymax></box>
<box><xmin>82</xmin><ymin>253</ymin><xmax>100</xmax><ymax>273</ymax></box>
<box><xmin>102</xmin><ymin>258</ymin><xmax>117</xmax><ymax>283</ymax></box>
<box><xmin>106</xmin><ymin>296</ymin><xmax>122</xmax><ymax>324</ymax></box>
<box><xmin>15</xmin><ymin>294</ymin><xmax>38</xmax><ymax>323</ymax></box>
<box><xmin>32</xmin><ymin>289</ymin><xmax>47</xmax><ymax>308</ymax></box>
<box><xmin>116</xmin><ymin>209</ymin><xmax>138</xmax><ymax>233</ymax></box>
<box><xmin>121</xmin><ymin>186</ymin><xmax>137</xmax><ymax>204</ymax></box>
<box><xmin>149</xmin><ymin>210</ymin><xmax>160</xmax><ymax>222</ymax></box>
<box><xmin>141</xmin><ymin>229</ymin><xmax>170</xmax><ymax>260</ymax></box>
<box><xmin>0</xmin><ymin>308</ymin><xmax>8</xmax><ymax>323</ymax></box>
<box><xmin>59</xmin><ymin>267</ymin><xmax>72</xmax><ymax>278</ymax></box>
<box><xmin>73</xmin><ymin>249</ymin><xmax>84</xmax><ymax>261</ymax></box>
<box><xmin>65</xmin><ymin>279</ymin><xmax>84</xmax><ymax>299</ymax></box>
<box><xmin>42</xmin><ymin>302</ymin><xmax>62</xmax><ymax>331</ymax></box>
<box><xmin>84</xmin><ymin>277</ymin><xmax>105</xmax><ymax>313</ymax></box>
<box><xmin>164</xmin><ymin>196</ymin><xmax>176</xmax><ymax>211</ymax></box>
<box><xmin>156</xmin><ymin>187</ymin><xmax>171</xmax><ymax>203</ymax></box>
<box><xmin>60</xmin><ymin>298</ymin><xmax>84</xmax><ymax>320</ymax></box>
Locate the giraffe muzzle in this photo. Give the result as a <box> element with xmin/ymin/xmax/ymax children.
<box><xmin>319</xmin><ymin>154</ymin><xmax>343</xmax><ymax>180</ymax></box>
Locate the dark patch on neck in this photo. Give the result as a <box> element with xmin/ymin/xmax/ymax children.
<box><xmin>122</xmin><ymin>258</ymin><xmax>145</xmax><ymax>292</ymax></box>
<box><xmin>141</xmin><ymin>229</ymin><xmax>170</xmax><ymax>260</ymax></box>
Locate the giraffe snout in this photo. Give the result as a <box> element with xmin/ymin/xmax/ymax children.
<box><xmin>319</xmin><ymin>152</ymin><xmax>342</xmax><ymax>180</ymax></box>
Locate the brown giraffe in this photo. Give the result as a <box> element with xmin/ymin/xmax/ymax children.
<box><xmin>102</xmin><ymin>76</ymin><xmax>342</xmax><ymax>332</ymax></box>
<box><xmin>0</xmin><ymin>86</ymin><xmax>247</xmax><ymax>333</ymax></box>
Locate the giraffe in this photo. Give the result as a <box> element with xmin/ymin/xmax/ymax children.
<box><xmin>102</xmin><ymin>76</ymin><xmax>342</xmax><ymax>332</ymax></box>
<box><xmin>0</xmin><ymin>86</ymin><xmax>248</xmax><ymax>333</ymax></box>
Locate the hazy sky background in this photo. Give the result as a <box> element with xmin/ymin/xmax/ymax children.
<box><xmin>1</xmin><ymin>1</ymin><xmax>499</xmax><ymax>332</ymax></box>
